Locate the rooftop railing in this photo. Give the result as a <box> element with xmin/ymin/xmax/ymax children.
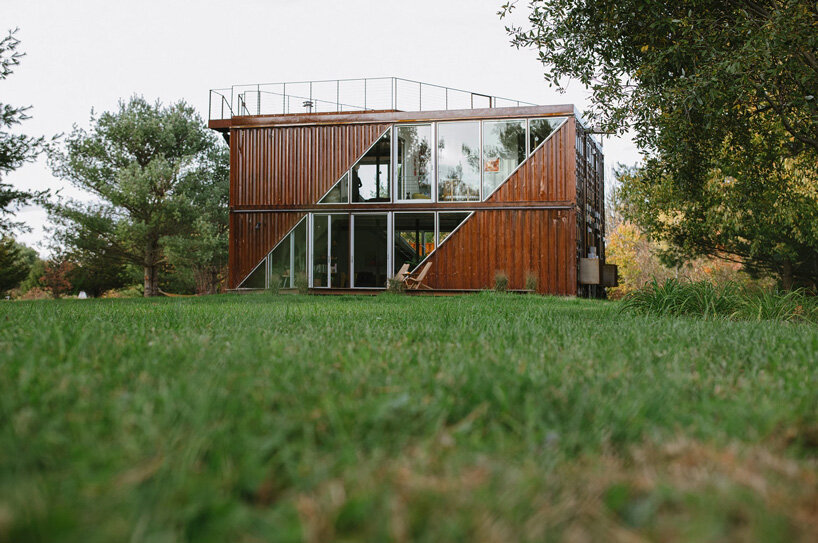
<box><xmin>208</xmin><ymin>77</ymin><xmax>535</xmax><ymax>121</ymax></box>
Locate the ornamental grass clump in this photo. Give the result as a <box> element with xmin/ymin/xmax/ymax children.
<box><xmin>494</xmin><ymin>271</ymin><xmax>509</xmax><ymax>292</ymax></box>
<box><xmin>294</xmin><ymin>272</ymin><xmax>309</xmax><ymax>295</ymax></box>
<box><xmin>620</xmin><ymin>279</ymin><xmax>818</xmax><ymax>323</ymax></box>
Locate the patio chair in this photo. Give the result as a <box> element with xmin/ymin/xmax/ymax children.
<box><xmin>394</xmin><ymin>263</ymin><xmax>410</xmax><ymax>282</ymax></box>
<box><xmin>404</xmin><ymin>262</ymin><xmax>432</xmax><ymax>290</ymax></box>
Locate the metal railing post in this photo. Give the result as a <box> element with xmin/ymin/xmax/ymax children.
<box><xmin>336</xmin><ymin>80</ymin><xmax>340</xmax><ymax>112</ymax></box>
<box><xmin>418</xmin><ymin>81</ymin><xmax>422</xmax><ymax>111</ymax></box>
<box><xmin>282</xmin><ymin>83</ymin><xmax>286</xmax><ymax>114</ymax></box>
<box><xmin>257</xmin><ymin>84</ymin><xmax>260</xmax><ymax>115</ymax></box>
<box><xmin>364</xmin><ymin>78</ymin><xmax>367</xmax><ymax>110</ymax></box>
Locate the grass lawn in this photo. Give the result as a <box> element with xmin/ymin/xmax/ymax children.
<box><xmin>2</xmin><ymin>293</ymin><xmax>817</xmax><ymax>542</ymax></box>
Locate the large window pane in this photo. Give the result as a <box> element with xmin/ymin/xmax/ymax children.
<box><xmin>292</xmin><ymin>218</ymin><xmax>307</xmax><ymax>280</ymax></box>
<box><xmin>438</xmin><ymin>212</ymin><xmax>471</xmax><ymax>244</ymax></box>
<box><xmin>529</xmin><ymin>117</ymin><xmax>565</xmax><ymax>153</ymax></box>
<box><xmin>353</xmin><ymin>214</ymin><xmax>388</xmax><ymax>288</ymax></box>
<box><xmin>437</xmin><ymin>122</ymin><xmax>480</xmax><ymax>202</ymax></box>
<box><xmin>312</xmin><ymin>215</ymin><xmax>329</xmax><ymax>287</ymax></box>
<box><xmin>330</xmin><ymin>215</ymin><xmax>350</xmax><ymax>288</ymax></box>
<box><xmin>394</xmin><ymin>213</ymin><xmax>435</xmax><ymax>274</ymax></box>
<box><xmin>396</xmin><ymin>125</ymin><xmax>432</xmax><ymax>201</ymax></box>
<box><xmin>483</xmin><ymin>119</ymin><xmax>526</xmax><ymax>196</ymax></box>
<box><xmin>319</xmin><ymin>172</ymin><xmax>348</xmax><ymax>204</ymax></box>
<box><xmin>352</xmin><ymin>130</ymin><xmax>391</xmax><ymax>202</ymax></box>
<box><xmin>268</xmin><ymin>235</ymin><xmax>291</xmax><ymax>288</ymax></box>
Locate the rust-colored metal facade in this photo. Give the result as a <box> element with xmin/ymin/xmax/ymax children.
<box><xmin>211</xmin><ymin>105</ymin><xmax>606</xmax><ymax>295</ymax></box>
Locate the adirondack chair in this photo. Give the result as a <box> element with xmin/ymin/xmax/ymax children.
<box><xmin>393</xmin><ymin>263</ymin><xmax>410</xmax><ymax>283</ymax></box>
<box><xmin>404</xmin><ymin>262</ymin><xmax>432</xmax><ymax>290</ymax></box>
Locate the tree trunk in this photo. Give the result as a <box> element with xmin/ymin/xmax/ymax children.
<box><xmin>781</xmin><ymin>259</ymin><xmax>794</xmax><ymax>291</ymax></box>
<box><xmin>144</xmin><ymin>241</ymin><xmax>161</xmax><ymax>297</ymax></box>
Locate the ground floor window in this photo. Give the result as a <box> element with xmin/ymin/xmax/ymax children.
<box><xmin>241</xmin><ymin>211</ymin><xmax>473</xmax><ymax>290</ymax></box>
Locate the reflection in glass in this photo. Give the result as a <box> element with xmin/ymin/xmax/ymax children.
<box><xmin>437</xmin><ymin>122</ymin><xmax>480</xmax><ymax>201</ymax></box>
<box><xmin>319</xmin><ymin>172</ymin><xmax>349</xmax><ymax>203</ymax></box>
<box><xmin>483</xmin><ymin>119</ymin><xmax>526</xmax><ymax>196</ymax></box>
<box><xmin>268</xmin><ymin>234</ymin><xmax>291</xmax><ymax>288</ymax></box>
<box><xmin>292</xmin><ymin>219</ymin><xmax>307</xmax><ymax>279</ymax></box>
<box><xmin>353</xmin><ymin>214</ymin><xmax>388</xmax><ymax>287</ymax></box>
<box><xmin>330</xmin><ymin>215</ymin><xmax>350</xmax><ymax>288</ymax></box>
<box><xmin>239</xmin><ymin>258</ymin><xmax>266</xmax><ymax>289</ymax></box>
<box><xmin>529</xmin><ymin>117</ymin><xmax>566</xmax><ymax>153</ymax></box>
<box><xmin>394</xmin><ymin>213</ymin><xmax>435</xmax><ymax>274</ymax></box>
<box><xmin>352</xmin><ymin>130</ymin><xmax>391</xmax><ymax>202</ymax></box>
<box><xmin>312</xmin><ymin>215</ymin><xmax>329</xmax><ymax>287</ymax></box>
<box><xmin>438</xmin><ymin>212</ymin><xmax>471</xmax><ymax>244</ymax></box>
<box><xmin>396</xmin><ymin>125</ymin><xmax>432</xmax><ymax>200</ymax></box>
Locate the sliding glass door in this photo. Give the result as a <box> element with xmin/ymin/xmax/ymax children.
<box><xmin>311</xmin><ymin>214</ymin><xmax>351</xmax><ymax>288</ymax></box>
<box><xmin>352</xmin><ymin>214</ymin><xmax>388</xmax><ymax>288</ymax></box>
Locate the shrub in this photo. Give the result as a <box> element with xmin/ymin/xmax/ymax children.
<box><xmin>386</xmin><ymin>278</ymin><xmax>406</xmax><ymax>293</ymax></box>
<box><xmin>525</xmin><ymin>271</ymin><xmax>538</xmax><ymax>292</ymax></box>
<box><xmin>494</xmin><ymin>271</ymin><xmax>509</xmax><ymax>292</ymax></box>
<box><xmin>294</xmin><ymin>272</ymin><xmax>309</xmax><ymax>295</ymax></box>
<box><xmin>620</xmin><ymin>279</ymin><xmax>818</xmax><ymax>323</ymax></box>
<box><xmin>101</xmin><ymin>285</ymin><xmax>144</xmax><ymax>299</ymax></box>
<box><xmin>267</xmin><ymin>274</ymin><xmax>280</xmax><ymax>295</ymax></box>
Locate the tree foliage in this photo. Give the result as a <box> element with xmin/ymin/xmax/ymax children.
<box><xmin>0</xmin><ymin>28</ymin><xmax>44</xmax><ymax>232</ymax></box>
<box><xmin>502</xmin><ymin>0</ymin><xmax>818</xmax><ymax>287</ymax></box>
<box><xmin>0</xmin><ymin>235</ymin><xmax>36</xmax><ymax>295</ymax></box>
<box><xmin>48</xmin><ymin>97</ymin><xmax>227</xmax><ymax>296</ymax></box>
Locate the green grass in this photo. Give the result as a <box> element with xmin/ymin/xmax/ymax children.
<box><xmin>1</xmin><ymin>293</ymin><xmax>817</xmax><ymax>542</ymax></box>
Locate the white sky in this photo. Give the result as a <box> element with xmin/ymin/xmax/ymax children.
<box><xmin>4</xmin><ymin>0</ymin><xmax>641</xmax><ymax>256</ymax></box>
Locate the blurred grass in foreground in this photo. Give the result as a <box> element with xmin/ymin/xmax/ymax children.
<box><xmin>1</xmin><ymin>293</ymin><xmax>817</xmax><ymax>542</ymax></box>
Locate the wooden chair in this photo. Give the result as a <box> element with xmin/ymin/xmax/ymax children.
<box><xmin>405</xmin><ymin>262</ymin><xmax>432</xmax><ymax>290</ymax></box>
<box><xmin>394</xmin><ymin>263</ymin><xmax>410</xmax><ymax>282</ymax></box>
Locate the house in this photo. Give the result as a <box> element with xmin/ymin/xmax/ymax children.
<box><xmin>208</xmin><ymin>78</ymin><xmax>612</xmax><ymax>296</ymax></box>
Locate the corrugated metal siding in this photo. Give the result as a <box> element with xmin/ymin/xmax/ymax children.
<box><xmin>425</xmin><ymin>209</ymin><xmax>577</xmax><ymax>295</ymax></box>
<box><xmin>229</xmin><ymin>211</ymin><xmax>304</xmax><ymax>288</ymax></box>
<box><xmin>230</xmin><ymin>124</ymin><xmax>390</xmax><ymax>208</ymax></box>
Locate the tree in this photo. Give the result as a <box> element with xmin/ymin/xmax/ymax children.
<box><xmin>161</xmin><ymin>144</ymin><xmax>229</xmax><ymax>294</ymax></box>
<box><xmin>40</xmin><ymin>257</ymin><xmax>73</xmax><ymax>299</ymax></box>
<box><xmin>502</xmin><ymin>1</ymin><xmax>818</xmax><ymax>287</ymax></box>
<box><xmin>48</xmin><ymin>97</ymin><xmax>224</xmax><ymax>296</ymax></box>
<box><xmin>0</xmin><ymin>28</ymin><xmax>44</xmax><ymax>232</ymax></box>
<box><xmin>0</xmin><ymin>236</ymin><xmax>36</xmax><ymax>295</ymax></box>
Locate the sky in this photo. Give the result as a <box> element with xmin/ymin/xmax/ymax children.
<box><xmin>4</xmin><ymin>0</ymin><xmax>641</xmax><ymax>256</ymax></box>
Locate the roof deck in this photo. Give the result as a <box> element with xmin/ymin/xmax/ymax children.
<box><xmin>208</xmin><ymin>77</ymin><xmax>536</xmax><ymax>124</ymax></box>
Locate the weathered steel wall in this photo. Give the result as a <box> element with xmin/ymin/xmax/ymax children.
<box><xmin>230</xmin><ymin>211</ymin><xmax>304</xmax><ymax>287</ymax></box>
<box><xmin>425</xmin><ymin>209</ymin><xmax>577</xmax><ymax>295</ymax></box>
<box><xmin>230</xmin><ymin>123</ymin><xmax>390</xmax><ymax>208</ymax></box>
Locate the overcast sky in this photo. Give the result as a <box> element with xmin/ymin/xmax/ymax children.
<box><xmin>4</xmin><ymin>0</ymin><xmax>641</xmax><ymax>255</ymax></box>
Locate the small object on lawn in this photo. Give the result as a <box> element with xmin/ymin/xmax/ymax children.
<box><xmin>78</xmin><ymin>291</ymin><xmax>88</xmax><ymax>299</ymax></box>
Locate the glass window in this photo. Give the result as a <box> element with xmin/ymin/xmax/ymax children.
<box><xmin>353</xmin><ymin>214</ymin><xmax>388</xmax><ymax>287</ymax></box>
<box><xmin>312</xmin><ymin>215</ymin><xmax>329</xmax><ymax>287</ymax></box>
<box><xmin>352</xmin><ymin>130</ymin><xmax>391</xmax><ymax>202</ymax></box>
<box><xmin>239</xmin><ymin>258</ymin><xmax>266</xmax><ymax>289</ymax></box>
<box><xmin>319</xmin><ymin>172</ymin><xmax>349</xmax><ymax>204</ymax></box>
<box><xmin>330</xmin><ymin>215</ymin><xmax>350</xmax><ymax>288</ymax></box>
<box><xmin>437</xmin><ymin>122</ymin><xmax>480</xmax><ymax>202</ymax></box>
<box><xmin>292</xmin><ymin>218</ymin><xmax>307</xmax><ymax>281</ymax></box>
<box><xmin>394</xmin><ymin>213</ymin><xmax>435</xmax><ymax>274</ymax></box>
<box><xmin>482</xmin><ymin>119</ymin><xmax>526</xmax><ymax>196</ymax></box>
<box><xmin>396</xmin><ymin>125</ymin><xmax>432</xmax><ymax>201</ymax></box>
<box><xmin>438</xmin><ymin>212</ymin><xmax>471</xmax><ymax>245</ymax></box>
<box><xmin>529</xmin><ymin>117</ymin><xmax>566</xmax><ymax>153</ymax></box>
<box><xmin>268</xmin><ymin>235</ymin><xmax>291</xmax><ymax>288</ymax></box>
